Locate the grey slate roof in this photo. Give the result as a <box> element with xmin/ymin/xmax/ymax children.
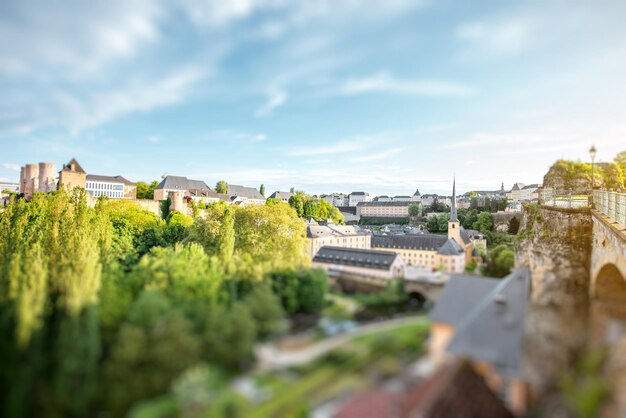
<box><xmin>446</xmin><ymin>268</ymin><xmax>531</xmax><ymax>378</ymax></box>
<box><xmin>372</xmin><ymin>234</ymin><xmax>448</xmax><ymax>251</ymax></box>
<box><xmin>313</xmin><ymin>246</ymin><xmax>399</xmax><ymax>271</ymax></box>
<box><xmin>60</xmin><ymin>158</ymin><xmax>86</xmax><ymax>174</ymax></box>
<box><xmin>86</xmin><ymin>174</ymin><xmax>135</xmax><ymax>185</ymax></box>
<box><xmin>350</xmin><ymin>191</ymin><xmax>368</xmax><ymax>196</ymax></box>
<box><xmin>268</xmin><ymin>191</ymin><xmax>293</xmax><ymax>200</ymax></box>
<box><xmin>413</xmin><ymin>189</ymin><xmax>421</xmax><ymax>196</ymax></box>
<box><xmin>358</xmin><ymin>201</ymin><xmax>411</xmax><ymax>207</ymax></box>
<box><xmin>86</xmin><ymin>174</ymin><xmax>125</xmax><ymax>183</ymax></box>
<box><xmin>228</xmin><ymin>184</ymin><xmax>265</xmax><ymax>200</ymax></box>
<box><xmin>459</xmin><ymin>229</ymin><xmax>472</xmax><ymax>245</ymax></box>
<box><xmin>429</xmin><ymin>275</ymin><xmax>501</xmax><ymax>325</ymax></box>
<box><xmin>437</xmin><ymin>238</ymin><xmax>464</xmax><ymax>255</ymax></box>
<box><xmin>156</xmin><ymin>175</ymin><xmax>210</xmax><ymax>191</ymax></box>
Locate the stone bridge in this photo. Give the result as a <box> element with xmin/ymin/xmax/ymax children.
<box><xmin>516</xmin><ymin>190</ymin><xmax>626</xmax><ymax>414</ymax></box>
<box><xmin>328</xmin><ymin>271</ymin><xmax>445</xmax><ymax>304</ymax></box>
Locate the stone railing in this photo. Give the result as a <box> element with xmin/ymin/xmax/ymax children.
<box><xmin>539</xmin><ymin>188</ymin><xmax>591</xmax><ymax>209</ymax></box>
<box><xmin>594</xmin><ymin>190</ymin><xmax>626</xmax><ymax>229</ymax></box>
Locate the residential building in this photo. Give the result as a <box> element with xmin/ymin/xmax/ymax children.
<box><xmin>0</xmin><ymin>182</ymin><xmax>19</xmax><ymax>194</ymax></box>
<box><xmin>348</xmin><ymin>191</ymin><xmax>371</xmax><ymax>207</ymax></box>
<box><xmin>312</xmin><ymin>246</ymin><xmax>406</xmax><ymax>280</ymax></box>
<box><xmin>356</xmin><ymin>201</ymin><xmax>410</xmax><ymax>218</ymax></box>
<box><xmin>227</xmin><ymin>184</ymin><xmax>266</xmax><ymax>205</ymax></box>
<box><xmin>411</xmin><ymin>189</ymin><xmax>421</xmax><ymax>201</ymax></box>
<box><xmin>393</xmin><ymin>195</ymin><xmax>411</xmax><ymax>202</ymax></box>
<box><xmin>370</xmin><ymin>178</ymin><xmax>478</xmax><ymax>273</ymax></box>
<box><xmin>307</xmin><ymin>220</ymin><xmax>371</xmax><ymax>257</ymax></box>
<box><xmin>86</xmin><ymin>175</ymin><xmax>135</xmax><ymax>199</ymax></box>
<box><xmin>373</xmin><ymin>195</ymin><xmax>392</xmax><ymax>202</ymax></box>
<box><xmin>333</xmin><ymin>360</ymin><xmax>513</xmax><ymax>418</ymax></box>
<box><xmin>58</xmin><ymin>158</ymin><xmax>86</xmax><ymax>192</ymax></box>
<box><xmin>519</xmin><ymin>184</ymin><xmax>540</xmax><ymax>201</ymax></box>
<box><xmin>268</xmin><ymin>191</ymin><xmax>293</xmax><ymax>202</ymax></box>
<box><xmin>154</xmin><ymin>175</ymin><xmax>211</xmax><ymax>201</ymax></box>
<box><xmin>324</xmin><ymin>193</ymin><xmax>349</xmax><ymax>207</ymax></box>
<box><xmin>428</xmin><ymin>269</ymin><xmax>531</xmax><ymax>415</ymax></box>
<box><xmin>421</xmin><ymin>193</ymin><xmax>438</xmax><ymax>207</ymax></box>
<box><xmin>506</xmin><ymin>183</ymin><xmax>524</xmax><ymax>202</ymax></box>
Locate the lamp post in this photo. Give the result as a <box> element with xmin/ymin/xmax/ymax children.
<box><xmin>589</xmin><ymin>145</ymin><xmax>597</xmax><ymax>190</ymax></box>
<box><xmin>589</xmin><ymin>145</ymin><xmax>597</xmax><ymax>207</ymax></box>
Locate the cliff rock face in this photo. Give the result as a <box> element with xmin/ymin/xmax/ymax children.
<box><xmin>515</xmin><ymin>205</ymin><xmax>593</xmax><ymax>394</ymax></box>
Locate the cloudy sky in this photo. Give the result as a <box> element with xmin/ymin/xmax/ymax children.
<box><xmin>1</xmin><ymin>0</ymin><xmax>625</xmax><ymax>195</ymax></box>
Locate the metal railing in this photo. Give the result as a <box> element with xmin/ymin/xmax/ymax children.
<box><xmin>594</xmin><ymin>190</ymin><xmax>626</xmax><ymax>229</ymax></box>
<box><xmin>539</xmin><ymin>188</ymin><xmax>592</xmax><ymax>209</ymax></box>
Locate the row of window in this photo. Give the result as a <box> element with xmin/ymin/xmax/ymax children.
<box><xmin>86</xmin><ymin>182</ymin><xmax>124</xmax><ymax>191</ymax></box>
<box><xmin>88</xmin><ymin>190</ymin><xmax>124</xmax><ymax>198</ymax></box>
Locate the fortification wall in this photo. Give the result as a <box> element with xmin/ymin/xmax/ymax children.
<box><xmin>515</xmin><ymin>205</ymin><xmax>593</xmax><ymax>395</ymax></box>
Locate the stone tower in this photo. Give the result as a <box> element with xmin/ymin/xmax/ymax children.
<box><xmin>38</xmin><ymin>162</ymin><xmax>56</xmax><ymax>193</ymax></box>
<box><xmin>23</xmin><ymin>163</ymin><xmax>39</xmax><ymax>200</ymax></box>
<box><xmin>168</xmin><ymin>190</ymin><xmax>185</xmax><ymax>213</ymax></box>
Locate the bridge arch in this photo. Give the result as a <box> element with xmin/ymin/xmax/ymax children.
<box><xmin>591</xmin><ymin>263</ymin><xmax>626</xmax><ymax>344</ymax></box>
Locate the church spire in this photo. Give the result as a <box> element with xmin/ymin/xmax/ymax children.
<box><xmin>450</xmin><ymin>176</ymin><xmax>458</xmax><ymax>221</ymax></box>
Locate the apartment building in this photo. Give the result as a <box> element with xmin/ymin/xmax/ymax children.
<box><xmin>86</xmin><ymin>175</ymin><xmax>136</xmax><ymax>199</ymax></box>
<box><xmin>307</xmin><ymin>221</ymin><xmax>371</xmax><ymax>257</ymax></box>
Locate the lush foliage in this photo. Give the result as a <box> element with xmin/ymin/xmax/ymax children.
<box><xmin>288</xmin><ymin>193</ymin><xmax>344</xmax><ymax>224</ymax></box>
<box><xmin>135</xmin><ymin>181</ymin><xmax>159</xmax><ymax>200</ymax></box>
<box><xmin>408</xmin><ymin>203</ymin><xmax>421</xmax><ymax>217</ymax></box>
<box><xmin>481</xmin><ymin>244</ymin><xmax>515</xmax><ymax>278</ymax></box>
<box><xmin>215</xmin><ymin>180</ymin><xmax>228</xmax><ymax>194</ymax></box>
<box><xmin>544</xmin><ymin>159</ymin><xmax>625</xmax><ymax>190</ymax></box>
<box><xmin>426</xmin><ymin>213</ymin><xmax>449</xmax><ymax>233</ymax></box>
<box><xmin>0</xmin><ymin>190</ymin><xmax>324</xmax><ymax>418</ymax></box>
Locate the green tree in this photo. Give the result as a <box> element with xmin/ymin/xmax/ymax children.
<box><xmin>600</xmin><ymin>163</ymin><xmax>625</xmax><ymax>190</ymax></box>
<box><xmin>408</xmin><ymin>203</ymin><xmax>421</xmax><ymax>217</ymax></box>
<box><xmin>268</xmin><ymin>269</ymin><xmax>327</xmax><ymax>315</ymax></box>
<box><xmin>244</xmin><ymin>284</ymin><xmax>285</xmax><ymax>340</ymax></box>
<box><xmin>259</xmin><ymin>184</ymin><xmax>265</xmax><ymax>197</ymax></box>
<box><xmin>215</xmin><ymin>181</ymin><xmax>228</xmax><ymax>194</ymax></box>
<box><xmin>472</xmin><ymin>212</ymin><xmax>493</xmax><ymax>235</ymax></box>
<box><xmin>508</xmin><ymin>216</ymin><xmax>520</xmax><ymax>235</ymax></box>
<box><xmin>136</xmin><ymin>181</ymin><xmax>159</xmax><ymax>199</ymax></box>
<box><xmin>482</xmin><ymin>245</ymin><xmax>515</xmax><ymax>278</ymax></box>
<box><xmin>615</xmin><ymin>150</ymin><xmax>626</xmax><ymax>175</ymax></box>
<box><xmin>203</xmin><ymin>303</ymin><xmax>256</xmax><ymax>370</ymax></box>
<box><xmin>160</xmin><ymin>198</ymin><xmax>171</xmax><ymax>220</ymax></box>
<box><xmin>102</xmin><ymin>291</ymin><xmax>201</xmax><ymax>416</ymax></box>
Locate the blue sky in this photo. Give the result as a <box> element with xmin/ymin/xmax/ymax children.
<box><xmin>1</xmin><ymin>0</ymin><xmax>625</xmax><ymax>195</ymax></box>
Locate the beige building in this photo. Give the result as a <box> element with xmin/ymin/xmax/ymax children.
<box><xmin>58</xmin><ymin>158</ymin><xmax>86</xmax><ymax>192</ymax></box>
<box><xmin>428</xmin><ymin>269</ymin><xmax>531</xmax><ymax>415</ymax></box>
<box><xmin>307</xmin><ymin>221</ymin><xmax>371</xmax><ymax>257</ymax></box>
<box><xmin>312</xmin><ymin>246</ymin><xmax>406</xmax><ymax>280</ymax></box>
<box><xmin>154</xmin><ymin>175</ymin><xmax>211</xmax><ymax>201</ymax></box>
<box><xmin>356</xmin><ymin>201</ymin><xmax>411</xmax><ymax>218</ymax></box>
<box><xmin>268</xmin><ymin>191</ymin><xmax>293</xmax><ymax>202</ymax></box>
<box><xmin>370</xmin><ymin>179</ymin><xmax>479</xmax><ymax>274</ymax></box>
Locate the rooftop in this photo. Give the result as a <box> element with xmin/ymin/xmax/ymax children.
<box><xmin>446</xmin><ymin>268</ymin><xmax>531</xmax><ymax>378</ymax></box>
<box><xmin>228</xmin><ymin>184</ymin><xmax>265</xmax><ymax>200</ymax></box>
<box><xmin>313</xmin><ymin>246</ymin><xmax>399</xmax><ymax>271</ymax></box>
<box><xmin>429</xmin><ymin>275</ymin><xmax>501</xmax><ymax>325</ymax></box>
<box><xmin>372</xmin><ymin>234</ymin><xmax>448</xmax><ymax>252</ymax></box>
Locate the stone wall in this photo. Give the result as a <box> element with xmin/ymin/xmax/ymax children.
<box><xmin>492</xmin><ymin>212</ymin><xmax>522</xmax><ymax>233</ymax></box>
<box><xmin>515</xmin><ymin>204</ymin><xmax>593</xmax><ymax>395</ymax></box>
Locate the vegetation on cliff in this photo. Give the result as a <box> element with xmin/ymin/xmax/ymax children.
<box><xmin>0</xmin><ymin>190</ymin><xmax>326</xmax><ymax>417</ymax></box>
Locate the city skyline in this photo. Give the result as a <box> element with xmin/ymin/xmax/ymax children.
<box><xmin>2</xmin><ymin>0</ymin><xmax>626</xmax><ymax>195</ymax></box>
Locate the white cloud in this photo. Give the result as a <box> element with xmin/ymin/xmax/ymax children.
<box><xmin>352</xmin><ymin>148</ymin><xmax>403</xmax><ymax>162</ymax></box>
<box><xmin>147</xmin><ymin>136</ymin><xmax>160</xmax><ymax>143</ymax></box>
<box><xmin>289</xmin><ymin>140</ymin><xmax>364</xmax><ymax>156</ymax></box>
<box><xmin>339</xmin><ymin>72</ymin><xmax>473</xmax><ymax>97</ymax></box>
<box><xmin>205</xmin><ymin>129</ymin><xmax>268</xmax><ymax>142</ymax></box>
<box><xmin>0</xmin><ymin>0</ymin><xmax>164</xmax><ymax>78</ymax></box>
<box><xmin>1</xmin><ymin>163</ymin><xmax>20</xmax><ymax>172</ymax></box>
<box><xmin>55</xmin><ymin>66</ymin><xmax>206</xmax><ymax>134</ymax></box>
<box><xmin>456</xmin><ymin>18</ymin><xmax>535</xmax><ymax>55</ymax></box>
<box><xmin>255</xmin><ymin>89</ymin><xmax>288</xmax><ymax>117</ymax></box>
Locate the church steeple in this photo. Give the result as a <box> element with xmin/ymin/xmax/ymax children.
<box><xmin>450</xmin><ymin>176</ymin><xmax>458</xmax><ymax>221</ymax></box>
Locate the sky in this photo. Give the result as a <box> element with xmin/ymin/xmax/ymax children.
<box><xmin>1</xmin><ymin>0</ymin><xmax>626</xmax><ymax>195</ymax></box>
